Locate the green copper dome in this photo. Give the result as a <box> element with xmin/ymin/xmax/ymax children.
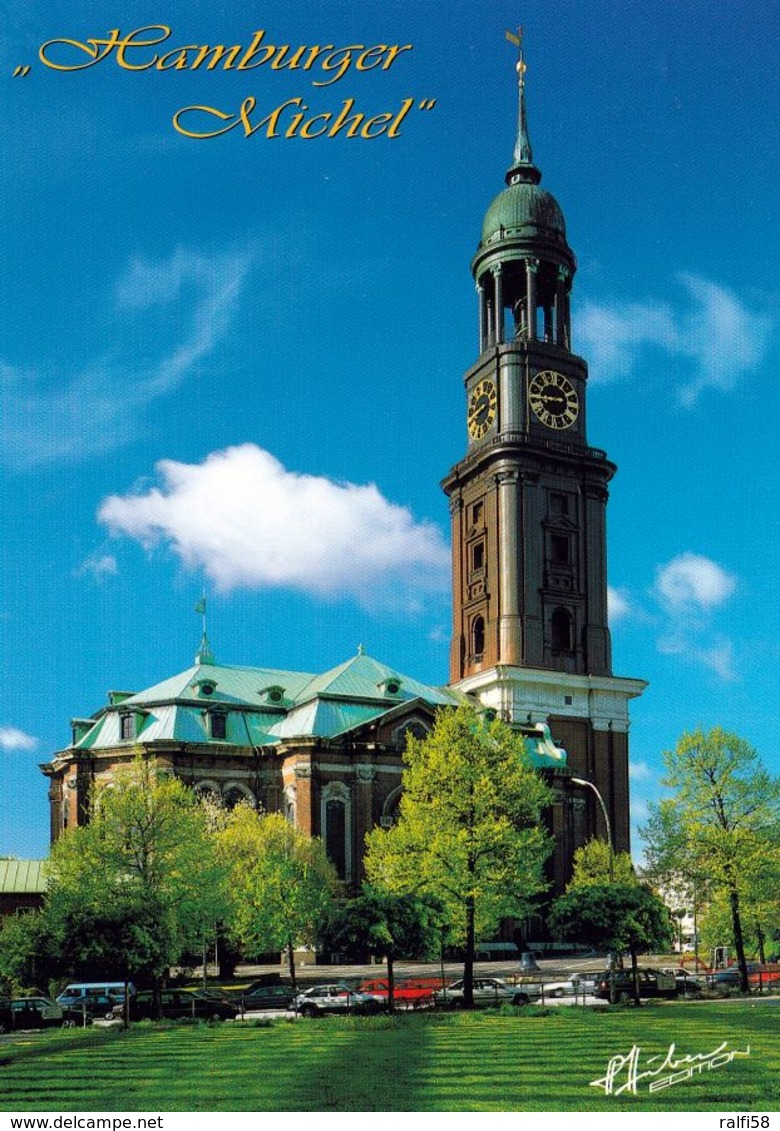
<box><xmin>480</xmin><ymin>180</ymin><xmax>567</xmax><ymax>246</ymax></box>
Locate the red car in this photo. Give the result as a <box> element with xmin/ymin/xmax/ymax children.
<box><xmin>747</xmin><ymin>964</ymin><xmax>780</xmax><ymax>991</ymax></box>
<box><xmin>359</xmin><ymin>978</ymin><xmax>436</xmax><ymax>1008</ymax></box>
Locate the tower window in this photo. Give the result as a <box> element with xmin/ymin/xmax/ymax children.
<box><xmin>550</xmin><ymin>535</ymin><xmax>570</xmax><ymax>565</ymax></box>
<box><xmin>550</xmin><ymin>493</ymin><xmax>569</xmax><ymax>518</ymax></box>
<box><xmin>472</xmin><ymin>541</ymin><xmax>485</xmax><ymax>571</ymax></box>
<box><xmin>471</xmin><ymin>501</ymin><xmax>484</xmax><ymax>527</ymax></box>
<box><xmin>551</xmin><ymin>607</ymin><xmax>574</xmax><ymax>652</ymax></box>
<box><xmin>472</xmin><ymin>615</ymin><xmax>485</xmax><ymax>659</ymax></box>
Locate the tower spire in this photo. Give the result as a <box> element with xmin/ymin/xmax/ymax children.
<box><xmin>194</xmin><ymin>591</ymin><xmax>215</xmax><ymax>666</ymax></box>
<box><xmin>505</xmin><ymin>27</ymin><xmax>541</xmax><ymax>186</ymax></box>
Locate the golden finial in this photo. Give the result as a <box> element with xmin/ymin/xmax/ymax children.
<box><xmin>505</xmin><ymin>26</ymin><xmax>526</xmax><ymax>80</ymax></box>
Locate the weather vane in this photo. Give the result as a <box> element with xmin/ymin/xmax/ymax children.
<box><xmin>505</xmin><ymin>26</ymin><xmax>526</xmax><ymax>80</ymax></box>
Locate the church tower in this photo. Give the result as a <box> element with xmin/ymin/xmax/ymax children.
<box><xmin>442</xmin><ymin>40</ymin><xmax>645</xmax><ymax>858</ymax></box>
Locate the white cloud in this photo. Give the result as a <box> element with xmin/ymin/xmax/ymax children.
<box><xmin>607</xmin><ymin>586</ymin><xmax>631</xmax><ymax>623</ymax></box>
<box><xmin>629</xmin><ymin>760</ymin><xmax>654</xmax><ymax>783</ymax></box>
<box><xmin>614</xmin><ymin>552</ymin><xmax>738</xmax><ymax>680</ymax></box>
<box><xmin>1</xmin><ymin>247</ymin><xmax>253</xmax><ymax>470</ymax></box>
<box><xmin>0</xmin><ymin>727</ymin><xmax>38</xmax><ymax>752</ymax></box>
<box><xmin>652</xmin><ymin>552</ymin><xmax>738</xmax><ymax>680</ymax></box>
<box><xmin>657</xmin><ymin>632</ymin><xmax>737</xmax><ymax>682</ymax></box>
<box><xmin>76</xmin><ymin>553</ymin><xmax>119</xmax><ymax>582</ymax></box>
<box><xmin>578</xmin><ymin>273</ymin><xmax>772</xmax><ymax>403</ymax></box>
<box><xmin>98</xmin><ymin>444</ymin><xmax>450</xmax><ymax>608</ymax></box>
<box><xmin>654</xmin><ymin>552</ymin><xmax>736</xmax><ymax>611</ymax></box>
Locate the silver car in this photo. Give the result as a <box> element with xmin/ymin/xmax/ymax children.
<box><xmin>434</xmin><ymin>977</ymin><xmax>535</xmax><ymax>1008</ymax></box>
<box><xmin>292</xmin><ymin>983</ymin><xmax>380</xmax><ymax>1017</ymax></box>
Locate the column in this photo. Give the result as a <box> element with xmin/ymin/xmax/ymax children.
<box><xmin>555</xmin><ymin>267</ymin><xmax>568</xmax><ymax>347</ymax></box>
<box><xmin>477</xmin><ymin>282</ymin><xmax>486</xmax><ymax>353</ymax></box>
<box><xmin>493</xmin><ymin>264</ymin><xmax>504</xmax><ymax>344</ymax></box>
<box><xmin>525</xmin><ymin>259</ymin><xmax>538</xmax><ymax>340</ymax></box>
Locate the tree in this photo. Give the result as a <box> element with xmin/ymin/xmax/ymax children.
<box><xmin>321</xmin><ymin>887</ymin><xmax>444</xmax><ymax>1011</ymax></box>
<box><xmin>218</xmin><ymin>807</ymin><xmax>340</xmax><ymax>991</ymax></box>
<box><xmin>34</xmin><ymin>757</ymin><xmax>229</xmax><ymax>1001</ymax></box>
<box><xmin>641</xmin><ymin>727</ymin><xmax>780</xmax><ymax>992</ymax></box>
<box><xmin>364</xmin><ymin>706</ymin><xmax>552</xmax><ymax>1007</ymax></box>
<box><xmin>567</xmin><ymin>838</ymin><xmax>637</xmax><ymax>889</ymax></box>
<box><xmin>548</xmin><ymin>883</ymin><xmax>673</xmax><ymax>1004</ymax></box>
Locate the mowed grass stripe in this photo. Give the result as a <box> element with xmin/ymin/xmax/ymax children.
<box><xmin>0</xmin><ymin>1005</ymin><xmax>777</xmax><ymax>1112</ymax></box>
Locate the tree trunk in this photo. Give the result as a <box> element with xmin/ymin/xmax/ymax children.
<box><xmin>630</xmin><ymin>947</ymin><xmax>641</xmax><ymax>1007</ymax></box>
<box><xmin>728</xmin><ymin>885</ymin><xmax>749</xmax><ymax>993</ymax></box>
<box><xmin>286</xmin><ymin>937</ymin><xmax>297</xmax><ymax>994</ymax></box>
<box><xmin>464</xmin><ymin>894</ymin><xmax>475</xmax><ymax>1008</ymax></box>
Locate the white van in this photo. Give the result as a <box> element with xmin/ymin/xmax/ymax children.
<box><xmin>56</xmin><ymin>982</ymin><xmax>134</xmax><ymax>1006</ymax></box>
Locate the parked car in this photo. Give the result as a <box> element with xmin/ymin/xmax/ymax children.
<box><xmin>292</xmin><ymin>983</ymin><xmax>380</xmax><ymax>1017</ymax></box>
<box><xmin>434</xmin><ymin>977</ymin><xmax>536</xmax><ymax>1008</ymax></box>
<box><xmin>0</xmin><ymin>996</ymin><xmax>86</xmax><ymax>1031</ymax></box>
<box><xmin>118</xmin><ymin>989</ymin><xmax>238</xmax><ymax>1022</ymax></box>
<box><xmin>236</xmin><ymin>984</ymin><xmax>296</xmax><ymax>1012</ymax></box>
<box><xmin>539</xmin><ymin>971</ymin><xmax>602</xmax><ymax>998</ymax></box>
<box><xmin>358</xmin><ymin>978</ymin><xmax>435</xmax><ymax>1009</ymax></box>
<box><xmin>595</xmin><ymin>968</ymin><xmax>678</xmax><ymax>1001</ymax></box>
<box><xmin>240</xmin><ymin>974</ymin><xmax>284</xmax><ymax>995</ymax></box>
<box><xmin>706</xmin><ymin>968</ymin><xmax>742</xmax><ymax>990</ymax></box>
<box><xmin>747</xmin><ymin>964</ymin><xmax>780</xmax><ymax>992</ymax></box>
<box><xmin>56</xmin><ymin>982</ymin><xmax>132</xmax><ymax>1008</ymax></box>
<box><xmin>660</xmin><ymin>967</ymin><xmax>703</xmax><ymax>996</ymax></box>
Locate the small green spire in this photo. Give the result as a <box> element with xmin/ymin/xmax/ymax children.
<box><xmin>505</xmin><ymin>28</ymin><xmax>541</xmax><ymax>186</ymax></box>
<box><xmin>194</xmin><ymin>591</ymin><xmax>215</xmax><ymax>665</ymax></box>
<box><xmin>195</xmin><ymin>631</ymin><xmax>215</xmax><ymax>666</ymax></box>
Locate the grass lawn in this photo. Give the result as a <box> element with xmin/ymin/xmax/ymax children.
<box><xmin>1</xmin><ymin>1002</ymin><xmax>777</xmax><ymax>1112</ymax></box>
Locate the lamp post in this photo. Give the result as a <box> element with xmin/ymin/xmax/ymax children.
<box><xmin>571</xmin><ymin>776</ymin><xmax>614</xmax><ymax>882</ymax></box>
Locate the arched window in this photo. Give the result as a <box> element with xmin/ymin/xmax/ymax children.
<box><xmin>222</xmin><ymin>783</ymin><xmax>254</xmax><ymax>809</ymax></box>
<box><xmin>321</xmin><ymin>782</ymin><xmax>352</xmax><ymax>882</ymax></box>
<box><xmin>551</xmin><ymin>607</ymin><xmax>574</xmax><ymax>652</ymax></box>
<box><xmin>472</xmin><ymin>615</ymin><xmax>485</xmax><ymax>658</ymax></box>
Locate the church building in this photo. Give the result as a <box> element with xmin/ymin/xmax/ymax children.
<box><xmin>41</xmin><ymin>41</ymin><xmax>644</xmax><ymax>905</ymax></box>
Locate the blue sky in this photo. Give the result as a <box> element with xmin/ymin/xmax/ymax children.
<box><xmin>1</xmin><ymin>0</ymin><xmax>778</xmax><ymax>860</ymax></box>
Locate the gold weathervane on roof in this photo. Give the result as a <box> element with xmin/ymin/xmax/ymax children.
<box><xmin>505</xmin><ymin>26</ymin><xmax>526</xmax><ymax>79</ymax></box>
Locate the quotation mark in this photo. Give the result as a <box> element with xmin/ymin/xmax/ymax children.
<box><xmin>13</xmin><ymin>65</ymin><xmax>31</xmax><ymax>77</ymax></box>
<box><xmin>418</xmin><ymin>99</ymin><xmax>436</xmax><ymax>110</ymax></box>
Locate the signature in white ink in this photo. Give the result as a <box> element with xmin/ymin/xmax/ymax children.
<box><xmin>589</xmin><ymin>1041</ymin><xmax>751</xmax><ymax>1096</ymax></box>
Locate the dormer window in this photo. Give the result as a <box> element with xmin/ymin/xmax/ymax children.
<box><xmin>191</xmin><ymin>677</ymin><xmax>218</xmax><ymax>698</ymax></box>
<box><xmin>259</xmin><ymin>685</ymin><xmax>285</xmax><ymax>704</ymax></box>
<box><xmin>209</xmin><ymin>711</ymin><xmax>227</xmax><ymax>740</ymax></box>
<box><xmin>379</xmin><ymin>676</ymin><xmax>402</xmax><ymax>696</ymax></box>
<box><xmin>120</xmin><ymin>713</ymin><xmax>135</xmax><ymax>741</ymax></box>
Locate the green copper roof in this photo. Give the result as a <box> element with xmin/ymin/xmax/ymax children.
<box><xmin>0</xmin><ymin>858</ymin><xmax>47</xmax><ymax>894</ymax></box>
<box><xmin>64</xmin><ymin>651</ymin><xmax>461</xmax><ymax>753</ymax></box>
<box><xmin>480</xmin><ymin>181</ymin><xmax>567</xmax><ymax>246</ymax></box>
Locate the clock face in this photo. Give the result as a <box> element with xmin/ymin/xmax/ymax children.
<box><xmin>528</xmin><ymin>370</ymin><xmax>579</xmax><ymax>430</ymax></box>
<box><xmin>467</xmin><ymin>379</ymin><xmax>498</xmax><ymax>440</ymax></box>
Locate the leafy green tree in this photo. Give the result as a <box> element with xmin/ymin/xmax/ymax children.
<box><xmin>321</xmin><ymin>887</ymin><xmax>444</xmax><ymax>1010</ymax></box>
<box><xmin>641</xmin><ymin>727</ymin><xmax>780</xmax><ymax>991</ymax></box>
<box><xmin>218</xmin><ymin>807</ymin><xmax>340</xmax><ymax>991</ymax></box>
<box><xmin>31</xmin><ymin>757</ymin><xmax>229</xmax><ymax>1002</ymax></box>
<box><xmin>365</xmin><ymin>706</ymin><xmax>552</xmax><ymax>1006</ymax></box>
<box><xmin>567</xmin><ymin>838</ymin><xmax>637</xmax><ymax>889</ymax></box>
<box><xmin>548</xmin><ymin>883</ymin><xmax>673</xmax><ymax>1004</ymax></box>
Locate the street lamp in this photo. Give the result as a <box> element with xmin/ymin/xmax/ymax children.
<box><xmin>571</xmin><ymin>776</ymin><xmax>614</xmax><ymax>882</ymax></box>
